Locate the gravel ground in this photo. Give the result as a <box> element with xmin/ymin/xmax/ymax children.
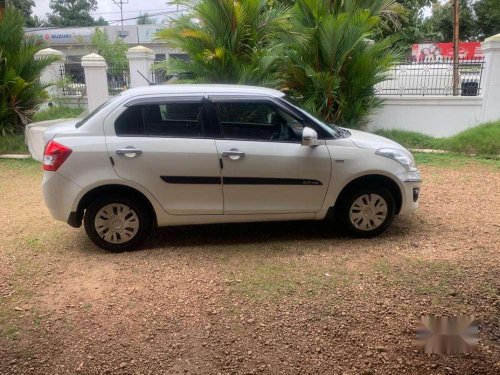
<box><xmin>0</xmin><ymin>159</ymin><xmax>498</xmax><ymax>375</ymax></box>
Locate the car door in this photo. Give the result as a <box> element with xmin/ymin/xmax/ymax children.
<box><xmin>105</xmin><ymin>97</ymin><xmax>224</xmax><ymax>215</ymax></box>
<box><xmin>210</xmin><ymin>97</ymin><xmax>332</xmax><ymax>215</ymax></box>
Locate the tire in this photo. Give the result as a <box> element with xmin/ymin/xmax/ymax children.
<box><xmin>337</xmin><ymin>186</ymin><xmax>396</xmax><ymax>238</ymax></box>
<box><xmin>83</xmin><ymin>194</ymin><xmax>153</xmax><ymax>252</ymax></box>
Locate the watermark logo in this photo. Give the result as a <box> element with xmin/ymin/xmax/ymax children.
<box><xmin>416</xmin><ymin>315</ymin><xmax>478</xmax><ymax>354</ymax></box>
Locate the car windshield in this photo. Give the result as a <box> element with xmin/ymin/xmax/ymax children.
<box><xmin>75</xmin><ymin>96</ymin><xmax>121</xmax><ymax>128</ymax></box>
<box><xmin>282</xmin><ymin>96</ymin><xmax>343</xmax><ymax>138</ymax></box>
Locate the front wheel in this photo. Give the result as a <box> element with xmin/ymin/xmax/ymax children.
<box><xmin>338</xmin><ymin>187</ymin><xmax>396</xmax><ymax>238</ymax></box>
<box><xmin>84</xmin><ymin>195</ymin><xmax>152</xmax><ymax>252</ymax></box>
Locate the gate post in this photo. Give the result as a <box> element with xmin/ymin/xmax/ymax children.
<box><xmin>481</xmin><ymin>33</ymin><xmax>500</xmax><ymax>122</ymax></box>
<box><xmin>34</xmin><ymin>48</ymin><xmax>64</xmax><ymax>99</ymax></box>
<box><xmin>126</xmin><ymin>46</ymin><xmax>155</xmax><ymax>88</ymax></box>
<box><xmin>81</xmin><ymin>53</ymin><xmax>109</xmax><ymax>111</ymax></box>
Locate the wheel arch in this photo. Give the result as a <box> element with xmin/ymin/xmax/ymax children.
<box><xmin>332</xmin><ymin>174</ymin><xmax>403</xmax><ymax>215</ymax></box>
<box><xmin>68</xmin><ymin>184</ymin><xmax>158</xmax><ymax>228</ymax></box>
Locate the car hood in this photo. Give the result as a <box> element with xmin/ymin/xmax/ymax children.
<box><xmin>344</xmin><ymin>128</ymin><xmax>406</xmax><ymax>151</ymax></box>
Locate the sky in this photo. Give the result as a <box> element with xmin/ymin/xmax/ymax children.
<box><xmin>33</xmin><ymin>0</ymin><xmax>434</xmax><ymax>26</ymax></box>
<box><xmin>33</xmin><ymin>0</ymin><xmax>182</xmax><ymax>25</ymax></box>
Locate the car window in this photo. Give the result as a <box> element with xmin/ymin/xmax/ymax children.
<box><xmin>76</xmin><ymin>96</ymin><xmax>121</xmax><ymax>128</ymax></box>
<box><xmin>114</xmin><ymin>102</ymin><xmax>204</xmax><ymax>138</ymax></box>
<box><xmin>215</xmin><ymin>101</ymin><xmax>304</xmax><ymax>142</ymax></box>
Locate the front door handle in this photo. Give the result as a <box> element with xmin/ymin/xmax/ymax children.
<box><xmin>221</xmin><ymin>149</ymin><xmax>246</xmax><ymax>160</ymax></box>
<box><xmin>116</xmin><ymin>148</ymin><xmax>143</xmax><ymax>158</ymax></box>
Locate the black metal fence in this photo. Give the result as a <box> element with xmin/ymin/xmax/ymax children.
<box><xmin>107</xmin><ymin>66</ymin><xmax>130</xmax><ymax>95</ymax></box>
<box><xmin>375</xmin><ymin>58</ymin><xmax>485</xmax><ymax>96</ymax></box>
<box><xmin>59</xmin><ymin>63</ymin><xmax>86</xmax><ymax>96</ymax></box>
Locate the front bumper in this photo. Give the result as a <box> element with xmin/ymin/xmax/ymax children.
<box><xmin>396</xmin><ymin>171</ymin><xmax>421</xmax><ymax>215</ymax></box>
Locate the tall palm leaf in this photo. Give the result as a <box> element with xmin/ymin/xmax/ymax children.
<box><xmin>281</xmin><ymin>0</ymin><xmax>401</xmax><ymax>127</ymax></box>
<box><xmin>0</xmin><ymin>7</ymin><xmax>59</xmax><ymax>134</ymax></box>
<box><xmin>156</xmin><ymin>0</ymin><xmax>290</xmax><ymax>85</ymax></box>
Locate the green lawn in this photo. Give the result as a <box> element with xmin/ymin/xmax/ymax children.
<box><xmin>374</xmin><ymin>122</ymin><xmax>500</xmax><ymax>157</ymax></box>
<box><xmin>0</xmin><ymin>106</ymin><xmax>85</xmax><ymax>155</ymax></box>
<box><xmin>0</xmin><ymin>134</ymin><xmax>28</xmax><ymax>154</ymax></box>
<box><xmin>32</xmin><ymin>106</ymin><xmax>84</xmax><ymax>123</ymax></box>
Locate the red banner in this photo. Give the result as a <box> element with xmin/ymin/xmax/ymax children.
<box><xmin>412</xmin><ymin>42</ymin><xmax>483</xmax><ymax>61</ymax></box>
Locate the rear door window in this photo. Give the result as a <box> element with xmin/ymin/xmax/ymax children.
<box><xmin>114</xmin><ymin>100</ymin><xmax>205</xmax><ymax>138</ymax></box>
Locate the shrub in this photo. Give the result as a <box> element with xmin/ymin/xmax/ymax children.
<box><xmin>156</xmin><ymin>0</ymin><xmax>290</xmax><ymax>85</ymax></box>
<box><xmin>32</xmin><ymin>106</ymin><xmax>85</xmax><ymax>123</ymax></box>
<box><xmin>281</xmin><ymin>0</ymin><xmax>401</xmax><ymax>128</ymax></box>
<box><xmin>374</xmin><ymin>122</ymin><xmax>500</xmax><ymax>157</ymax></box>
<box><xmin>0</xmin><ymin>8</ymin><xmax>60</xmax><ymax>134</ymax></box>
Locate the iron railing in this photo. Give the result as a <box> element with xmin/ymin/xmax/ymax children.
<box><xmin>375</xmin><ymin>57</ymin><xmax>485</xmax><ymax>96</ymax></box>
<box><xmin>59</xmin><ymin>63</ymin><xmax>86</xmax><ymax>96</ymax></box>
<box><xmin>107</xmin><ymin>66</ymin><xmax>130</xmax><ymax>95</ymax></box>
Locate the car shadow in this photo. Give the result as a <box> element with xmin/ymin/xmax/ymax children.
<box><xmin>148</xmin><ymin>215</ymin><xmax>416</xmax><ymax>250</ymax></box>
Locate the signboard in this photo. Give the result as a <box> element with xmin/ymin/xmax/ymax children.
<box><xmin>27</xmin><ymin>27</ymin><xmax>97</xmax><ymax>45</ymax></box>
<box><xmin>137</xmin><ymin>25</ymin><xmax>164</xmax><ymax>43</ymax></box>
<box><xmin>412</xmin><ymin>42</ymin><xmax>483</xmax><ymax>61</ymax></box>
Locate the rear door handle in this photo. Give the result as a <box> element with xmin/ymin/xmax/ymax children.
<box><xmin>116</xmin><ymin>148</ymin><xmax>143</xmax><ymax>157</ymax></box>
<box><xmin>221</xmin><ymin>149</ymin><xmax>246</xmax><ymax>160</ymax></box>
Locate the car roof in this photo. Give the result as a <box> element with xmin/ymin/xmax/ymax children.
<box><xmin>119</xmin><ymin>84</ymin><xmax>286</xmax><ymax>99</ymax></box>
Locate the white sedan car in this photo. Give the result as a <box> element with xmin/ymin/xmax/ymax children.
<box><xmin>41</xmin><ymin>85</ymin><xmax>421</xmax><ymax>251</ymax></box>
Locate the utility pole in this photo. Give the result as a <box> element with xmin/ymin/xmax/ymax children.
<box><xmin>112</xmin><ymin>0</ymin><xmax>129</xmax><ymax>39</ymax></box>
<box><xmin>453</xmin><ymin>0</ymin><xmax>460</xmax><ymax>96</ymax></box>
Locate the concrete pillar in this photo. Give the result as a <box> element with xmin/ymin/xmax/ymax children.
<box><xmin>481</xmin><ymin>33</ymin><xmax>500</xmax><ymax>122</ymax></box>
<box><xmin>81</xmin><ymin>53</ymin><xmax>109</xmax><ymax>111</ymax></box>
<box><xmin>126</xmin><ymin>45</ymin><xmax>155</xmax><ymax>88</ymax></box>
<box><xmin>34</xmin><ymin>48</ymin><xmax>64</xmax><ymax>98</ymax></box>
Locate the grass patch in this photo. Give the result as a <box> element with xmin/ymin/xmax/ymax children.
<box><xmin>0</xmin><ymin>106</ymin><xmax>84</xmax><ymax>154</ymax></box>
<box><xmin>32</xmin><ymin>105</ymin><xmax>84</xmax><ymax>123</ymax></box>
<box><xmin>0</xmin><ymin>158</ymin><xmax>41</xmax><ymax>173</ymax></box>
<box><xmin>373</xmin><ymin>258</ymin><xmax>464</xmax><ymax>297</ymax></box>
<box><xmin>374</xmin><ymin>121</ymin><xmax>500</xmax><ymax>157</ymax></box>
<box><xmin>0</xmin><ymin>134</ymin><xmax>28</xmax><ymax>154</ymax></box>
<box><xmin>227</xmin><ymin>260</ymin><xmax>350</xmax><ymax>300</ymax></box>
<box><xmin>414</xmin><ymin>152</ymin><xmax>500</xmax><ymax>169</ymax></box>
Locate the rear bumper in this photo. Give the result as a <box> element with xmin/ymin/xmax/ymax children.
<box><xmin>42</xmin><ymin>171</ymin><xmax>82</xmax><ymax>224</ymax></box>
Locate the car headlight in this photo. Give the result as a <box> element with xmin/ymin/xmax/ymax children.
<box><xmin>375</xmin><ymin>148</ymin><xmax>417</xmax><ymax>171</ymax></box>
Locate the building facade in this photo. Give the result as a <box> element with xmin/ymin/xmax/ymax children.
<box><xmin>25</xmin><ymin>24</ymin><xmax>186</xmax><ymax>63</ymax></box>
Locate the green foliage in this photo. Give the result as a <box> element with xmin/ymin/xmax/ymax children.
<box><xmin>425</xmin><ymin>0</ymin><xmax>478</xmax><ymax>42</ymax></box>
<box><xmin>446</xmin><ymin>122</ymin><xmax>500</xmax><ymax>156</ymax></box>
<box><xmin>0</xmin><ymin>8</ymin><xmax>59</xmax><ymax>134</ymax></box>
<box><xmin>32</xmin><ymin>106</ymin><xmax>84</xmax><ymax>123</ymax></box>
<box><xmin>0</xmin><ymin>134</ymin><xmax>28</xmax><ymax>154</ymax></box>
<box><xmin>373</xmin><ymin>129</ymin><xmax>445</xmax><ymax>149</ymax></box>
<box><xmin>473</xmin><ymin>0</ymin><xmax>500</xmax><ymax>39</ymax></box>
<box><xmin>375</xmin><ymin>121</ymin><xmax>500</xmax><ymax>157</ymax></box>
<box><xmin>423</xmin><ymin>0</ymin><xmax>500</xmax><ymax>42</ymax></box>
<box><xmin>47</xmin><ymin>0</ymin><xmax>108</xmax><ymax>27</ymax></box>
<box><xmin>281</xmin><ymin>0</ymin><xmax>401</xmax><ymax>127</ymax></box>
<box><xmin>11</xmin><ymin>0</ymin><xmax>37</xmax><ymax>27</ymax></box>
<box><xmin>136</xmin><ymin>12</ymin><xmax>155</xmax><ymax>25</ymax></box>
<box><xmin>156</xmin><ymin>0</ymin><xmax>291</xmax><ymax>85</ymax></box>
<box><xmin>90</xmin><ymin>29</ymin><xmax>128</xmax><ymax>68</ymax></box>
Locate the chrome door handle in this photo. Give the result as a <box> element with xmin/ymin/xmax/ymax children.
<box><xmin>116</xmin><ymin>148</ymin><xmax>143</xmax><ymax>157</ymax></box>
<box><xmin>221</xmin><ymin>150</ymin><xmax>246</xmax><ymax>158</ymax></box>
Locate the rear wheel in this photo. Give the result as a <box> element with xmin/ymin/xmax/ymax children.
<box><xmin>338</xmin><ymin>186</ymin><xmax>396</xmax><ymax>238</ymax></box>
<box><xmin>84</xmin><ymin>195</ymin><xmax>152</xmax><ymax>252</ymax></box>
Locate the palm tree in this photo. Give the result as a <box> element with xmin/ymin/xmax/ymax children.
<box><xmin>281</xmin><ymin>0</ymin><xmax>402</xmax><ymax>127</ymax></box>
<box><xmin>0</xmin><ymin>7</ymin><xmax>59</xmax><ymax>134</ymax></box>
<box><xmin>156</xmin><ymin>0</ymin><xmax>291</xmax><ymax>85</ymax></box>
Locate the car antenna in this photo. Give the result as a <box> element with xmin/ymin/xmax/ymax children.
<box><xmin>137</xmin><ymin>70</ymin><xmax>156</xmax><ymax>86</ymax></box>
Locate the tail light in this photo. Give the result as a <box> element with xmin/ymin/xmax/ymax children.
<box><xmin>43</xmin><ymin>140</ymin><xmax>72</xmax><ymax>171</ymax></box>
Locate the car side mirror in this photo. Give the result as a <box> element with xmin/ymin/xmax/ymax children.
<box><xmin>302</xmin><ymin>127</ymin><xmax>319</xmax><ymax>146</ymax></box>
